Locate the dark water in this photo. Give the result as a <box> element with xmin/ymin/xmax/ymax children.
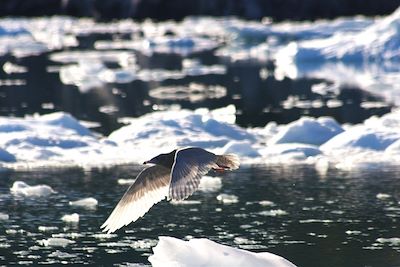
<box><xmin>0</xmin><ymin>165</ymin><xmax>399</xmax><ymax>266</ymax></box>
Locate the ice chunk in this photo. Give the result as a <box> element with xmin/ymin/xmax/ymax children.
<box><xmin>10</xmin><ymin>181</ymin><xmax>55</xmax><ymax>197</ymax></box>
<box><xmin>69</xmin><ymin>197</ymin><xmax>98</xmax><ymax>208</ymax></box>
<box><xmin>92</xmin><ymin>233</ymin><xmax>117</xmax><ymax>239</ymax></box>
<box><xmin>0</xmin><ymin>212</ymin><xmax>9</xmax><ymax>220</ymax></box>
<box><xmin>259</xmin><ymin>143</ymin><xmax>322</xmax><ymax>163</ymax></box>
<box><xmin>217</xmin><ymin>194</ymin><xmax>239</xmax><ymax>204</ymax></box>
<box><xmin>259</xmin><ymin>209</ymin><xmax>288</xmax><ymax>217</ymax></box>
<box><xmin>376</xmin><ymin>193</ymin><xmax>391</xmax><ymax>200</ymax></box>
<box><xmin>38</xmin><ymin>226</ymin><xmax>58</xmax><ymax>232</ymax></box>
<box><xmin>269</xmin><ymin>117</ymin><xmax>343</xmax><ymax>146</ymax></box>
<box><xmin>48</xmin><ymin>251</ymin><xmax>77</xmax><ymax>259</ymax></box>
<box><xmin>148</xmin><ymin>236</ymin><xmax>297</xmax><ymax>267</ymax></box>
<box><xmin>38</xmin><ymin>112</ymin><xmax>93</xmax><ymax>136</ymax></box>
<box><xmin>259</xmin><ymin>200</ymin><xmax>275</xmax><ymax>207</ymax></box>
<box><xmin>221</xmin><ymin>141</ymin><xmax>260</xmax><ymax>157</ymax></box>
<box><xmin>321</xmin><ymin>127</ymin><xmax>400</xmax><ymax>151</ymax></box>
<box><xmin>376</xmin><ymin>237</ymin><xmax>400</xmax><ymax>245</ymax></box>
<box><xmin>3</xmin><ymin>62</ymin><xmax>27</xmax><ymax>74</ymax></box>
<box><xmin>170</xmin><ymin>200</ymin><xmax>202</xmax><ymax>205</ymax></box>
<box><xmin>117</xmin><ymin>178</ymin><xmax>135</xmax><ymax>185</ymax></box>
<box><xmin>61</xmin><ymin>213</ymin><xmax>79</xmax><ymax>223</ymax></box>
<box><xmin>38</xmin><ymin>238</ymin><xmax>75</xmax><ymax>247</ymax></box>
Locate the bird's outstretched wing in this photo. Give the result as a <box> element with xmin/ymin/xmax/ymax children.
<box><xmin>101</xmin><ymin>165</ymin><xmax>171</xmax><ymax>233</ymax></box>
<box><xmin>169</xmin><ymin>147</ymin><xmax>217</xmax><ymax>201</ymax></box>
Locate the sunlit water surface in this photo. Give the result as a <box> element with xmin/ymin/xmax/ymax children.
<box><xmin>0</xmin><ymin>165</ymin><xmax>399</xmax><ymax>266</ymax></box>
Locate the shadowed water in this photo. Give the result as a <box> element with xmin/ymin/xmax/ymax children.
<box><xmin>0</xmin><ymin>165</ymin><xmax>399</xmax><ymax>266</ymax></box>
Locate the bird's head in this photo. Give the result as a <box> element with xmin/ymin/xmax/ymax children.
<box><xmin>143</xmin><ymin>150</ymin><xmax>177</xmax><ymax>168</ymax></box>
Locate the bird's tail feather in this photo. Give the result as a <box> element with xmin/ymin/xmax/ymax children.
<box><xmin>216</xmin><ymin>154</ymin><xmax>240</xmax><ymax>170</ymax></box>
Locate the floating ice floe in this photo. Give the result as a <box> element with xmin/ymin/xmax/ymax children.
<box><xmin>38</xmin><ymin>237</ymin><xmax>75</xmax><ymax>247</ymax></box>
<box><xmin>117</xmin><ymin>178</ymin><xmax>135</xmax><ymax>185</ymax></box>
<box><xmin>259</xmin><ymin>209</ymin><xmax>288</xmax><ymax>217</ymax></box>
<box><xmin>10</xmin><ymin>181</ymin><xmax>55</xmax><ymax>197</ymax></box>
<box><xmin>69</xmin><ymin>197</ymin><xmax>98</xmax><ymax>208</ymax></box>
<box><xmin>2</xmin><ymin>62</ymin><xmax>27</xmax><ymax>74</ymax></box>
<box><xmin>268</xmin><ymin>117</ymin><xmax>343</xmax><ymax>146</ymax></box>
<box><xmin>0</xmin><ymin>105</ymin><xmax>400</xmax><ymax>170</ymax></box>
<box><xmin>148</xmin><ymin>236</ymin><xmax>297</xmax><ymax>267</ymax></box>
<box><xmin>61</xmin><ymin>213</ymin><xmax>80</xmax><ymax>223</ymax></box>
<box><xmin>376</xmin><ymin>193</ymin><xmax>391</xmax><ymax>200</ymax></box>
<box><xmin>38</xmin><ymin>226</ymin><xmax>59</xmax><ymax>232</ymax></box>
<box><xmin>0</xmin><ymin>212</ymin><xmax>9</xmax><ymax>220</ymax></box>
<box><xmin>108</xmin><ymin>108</ymin><xmax>255</xmax><ymax>162</ymax></box>
<box><xmin>217</xmin><ymin>194</ymin><xmax>239</xmax><ymax>204</ymax></box>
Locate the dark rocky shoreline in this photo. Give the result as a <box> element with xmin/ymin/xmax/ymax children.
<box><xmin>1</xmin><ymin>0</ymin><xmax>399</xmax><ymax>21</ymax></box>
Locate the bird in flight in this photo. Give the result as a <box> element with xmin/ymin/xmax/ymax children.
<box><xmin>101</xmin><ymin>147</ymin><xmax>239</xmax><ymax>233</ymax></box>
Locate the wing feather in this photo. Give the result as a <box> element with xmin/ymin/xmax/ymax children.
<box><xmin>169</xmin><ymin>147</ymin><xmax>217</xmax><ymax>201</ymax></box>
<box><xmin>101</xmin><ymin>165</ymin><xmax>171</xmax><ymax>233</ymax></box>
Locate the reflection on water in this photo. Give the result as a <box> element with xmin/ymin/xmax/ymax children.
<box><xmin>0</xmin><ymin>49</ymin><xmax>391</xmax><ymax>135</ymax></box>
<box><xmin>0</xmin><ymin>165</ymin><xmax>399</xmax><ymax>266</ymax></box>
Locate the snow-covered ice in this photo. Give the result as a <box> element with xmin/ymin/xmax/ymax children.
<box><xmin>10</xmin><ymin>181</ymin><xmax>55</xmax><ymax>197</ymax></box>
<box><xmin>0</xmin><ymin>105</ymin><xmax>399</xmax><ymax>170</ymax></box>
<box><xmin>268</xmin><ymin>117</ymin><xmax>343</xmax><ymax>146</ymax></box>
<box><xmin>148</xmin><ymin>236</ymin><xmax>297</xmax><ymax>267</ymax></box>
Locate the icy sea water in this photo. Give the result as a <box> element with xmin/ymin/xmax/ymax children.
<box><xmin>0</xmin><ymin>165</ymin><xmax>399</xmax><ymax>267</ymax></box>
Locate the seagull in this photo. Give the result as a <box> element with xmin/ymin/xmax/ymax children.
<box><xmin>101</xmin><ymin>147</ymin><xmax>239</xmax><ymax>233</ymax></box>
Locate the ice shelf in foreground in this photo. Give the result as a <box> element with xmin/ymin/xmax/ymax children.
<box><xmin>148</xmin><ymin>236</ymin><xmax>297</xmax><ymax>267</ymax></box>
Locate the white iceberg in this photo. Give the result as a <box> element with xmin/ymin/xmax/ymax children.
<box><xmin>108</xmin><ymin>109</ymin><xmax>255</xmax><ymax>162</ymax></box>
<box><xmin>321</xmin><ymin>126</ymin><xmax>400</xmax><ymax>151</ymax></box>
<box><xmin>10</xmin><ymin>181</ymin><xmax>55</xmax><ymax>197</ymax></box>
<box><xmin>148</xmin><ymin>236</ymin><xmax>297</xmax><ymax>267</ymax></box>
<box><xmin>274</xmin><ymin>8</ymin><xmax>400</xmax><ymax>105</ymax></box>
<box><xmin>276</xmin><ymin>7</ymin><xmax>400</xmax><ymax>63</ymax></box>
<box><xmin>268</xmin><ymin>117</ymin><xmax>343</xmax><ymax>146</ymax></box>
